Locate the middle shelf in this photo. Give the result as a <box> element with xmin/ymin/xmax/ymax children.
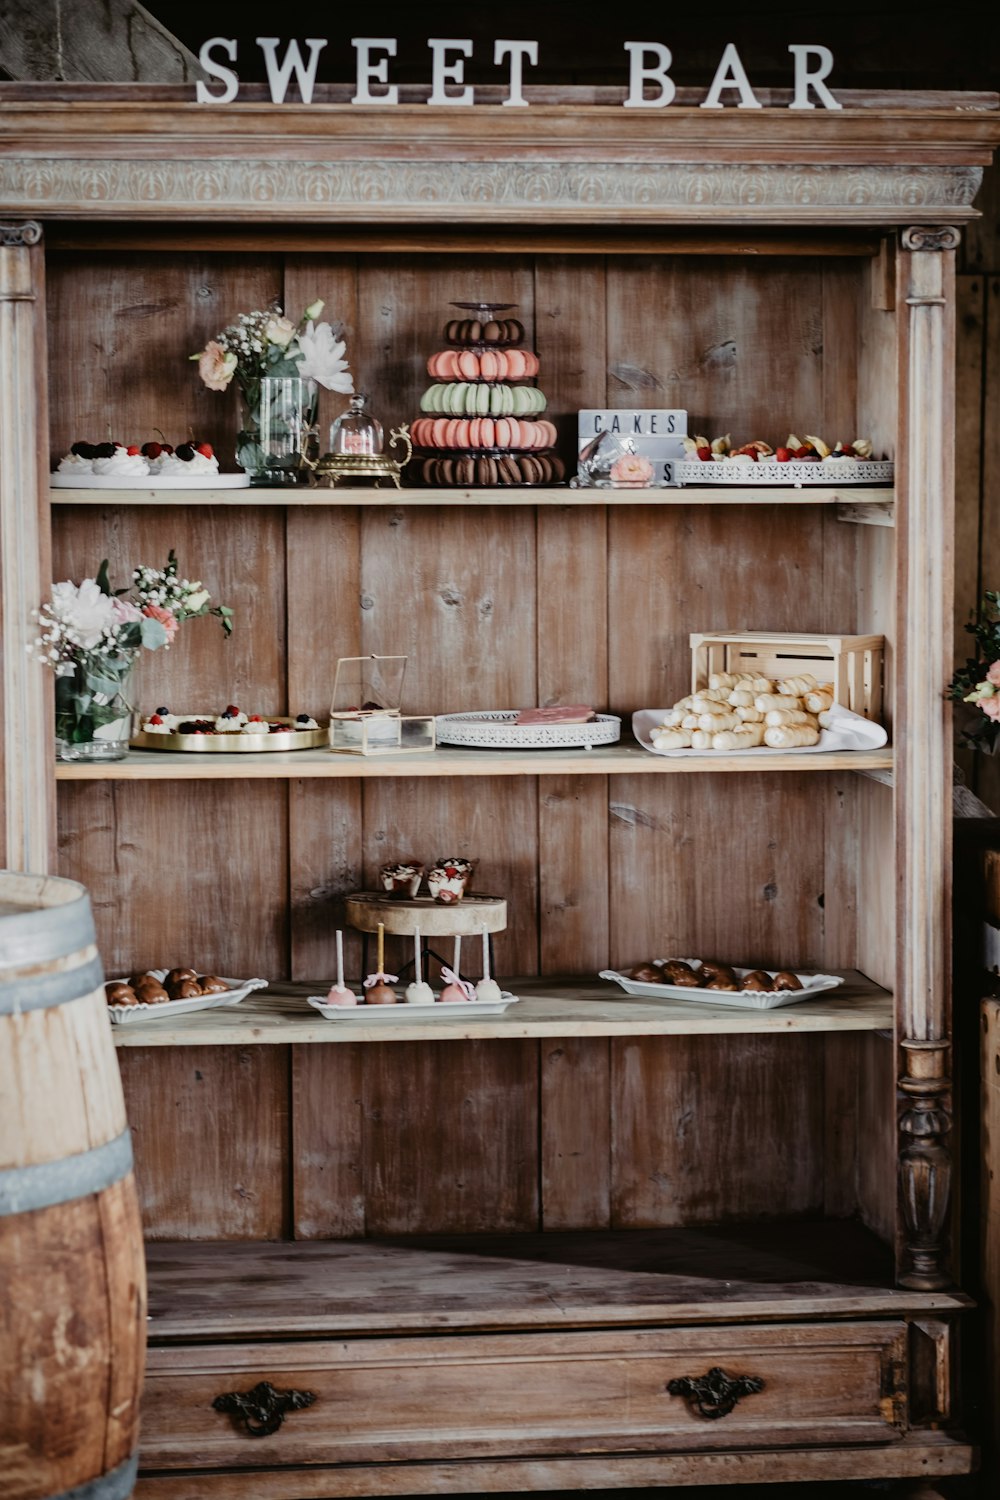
<box><xmin>110</xmin><ymin>972</ymin><xmax>892</xmax><ymax>1047</ymax></box>
<box><xmin>57</xmin><ymin>743</ymin><xmax>895</xmax><ymax>780</ymax></box>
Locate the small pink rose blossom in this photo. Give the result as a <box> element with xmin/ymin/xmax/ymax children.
<box><xmin>197</xmin><ymin>340</ymin><xmax>237</xmax><ymax>392</ymax></box>
<box><xmin>110</xmin><ymin>597</ymin><xmax>142</xmax><ymax>624</ymax></box>
<box><xmin>982</xmin><ymin>695</ymin><xmax>1000</xmax><ymax>721</ymax></box>
<box><xmin>610</xmin><ymin>453</ymin><xmax>655</xmax><ymax>486</ymax></box>
<box><xmin>987</xmin><ymin>660</ymin><xmax>1000</xmax><ymax>687</ymax></box>
<box><xmin>142</xmin><ymin>603</ymin><xmax>179</xmax><ymax>642</ymax></box>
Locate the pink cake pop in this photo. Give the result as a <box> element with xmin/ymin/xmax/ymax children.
<box><xmin>326</xmin><ymin>930</ymin><xmax>359</xmax><ymax>1006</ymax></box>
<box><xmin>439</xmin><ymin>935</ymin><xmax>475</xmax><ymax>1002</ymax></box>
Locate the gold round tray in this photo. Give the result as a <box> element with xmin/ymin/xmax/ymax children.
<box><xmin>345</xmin><ymin>891</ymin><xmax>507</xmax><ymax>936</ymax></box>
<box><xmin>131</xmin><ymin>716</ymin><xmax>328</xmax><ymax>753</ymax></box>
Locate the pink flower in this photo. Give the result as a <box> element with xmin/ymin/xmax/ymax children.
<box><xmin>142</xmin><ymin>603</ymin><xmax>179</xmax><ymax>643</ymax></box>
<box><xmin>982</xmin><ymin>696</ymin><xmax>1000</xmax><ymax>721</ymax></box>
<box><xmin>610</xmin><ymin>453</ymin><xmax>655</xmax><ymax>486</ymax></box>
<box><xmin>110</xmin><ymin>597</ymin><xmax>142</xmax><ymax>624</ymax></box>
<box><xmin>197</xmin><ymin>340</ymin><xmax>237</xmax><ymax>392</ymax></box>
<box><xmin>987</xmin><ymin>660</ymin><xmax>1000</xmax><ymax>688</ymax></box>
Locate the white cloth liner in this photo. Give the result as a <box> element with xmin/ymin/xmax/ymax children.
<box><xmin>632</xmin><ymin>702</ymin><xmax>888</xmax><ymax>758</ymax></box>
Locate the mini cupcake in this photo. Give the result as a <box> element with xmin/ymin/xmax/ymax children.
<box><xmin>427</xmin><ymin>858</ymin><xmax>476</xmax><ymax>904</ymax></box>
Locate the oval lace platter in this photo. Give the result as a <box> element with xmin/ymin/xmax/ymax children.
<box><xmin>435</xmin><ymin>711</ymin><xmax>621</xmax><ymax>750</ymax></box>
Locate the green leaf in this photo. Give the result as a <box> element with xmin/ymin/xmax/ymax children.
<box><xmin>95</xmin><ymin>559</ymin><xmax>113</xmax><ymax>596</ymax></box>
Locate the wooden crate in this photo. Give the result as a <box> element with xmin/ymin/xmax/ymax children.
<box><xmin>690</xmin><ymin>632</ymin><xmax>884</xmax><ymax>722</ymax></box>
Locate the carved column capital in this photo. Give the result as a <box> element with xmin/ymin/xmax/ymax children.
<box><xmin>0</xmin><ymin>221</ymin><xmax>42</xmax><ymax>247</ymax></box>
<box><xmin>901</xmin><ymin>226</ymin><xmax>961</xmax><ymax>252</ymax></box>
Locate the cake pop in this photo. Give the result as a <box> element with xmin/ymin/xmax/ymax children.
<box><xmin>404</xmin><ymin>927</ymin><xmax>435</xmax><ymax>1004</ymax></box>
<box><xmin>475</xmin><ymin>926</ymin><xmax>502</xmax><ymax>1002</ymax></box>
<box><xmin>439</xmin><ymin>935</ymin><xmax>475</xmax><ymax>1002</ymax></box>
<box><xmin>326</xmin><ymin>931</ymin><xmax>359</xmax><ymax>1006</ymax></box>
<box><xmin>363</xmin><ymin>922</ymin><xmax>398</xmax><ymax>1004</ymax></box>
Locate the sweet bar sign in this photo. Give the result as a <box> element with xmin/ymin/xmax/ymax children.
<box><xmin>196</xmin><ymin>38</ymin><xmax>843</xmax><ymax>110</ymax></box>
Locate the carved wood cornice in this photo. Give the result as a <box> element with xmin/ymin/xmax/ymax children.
<box><xmin>0</xmin><ymin>94</ymin><xmax>995</xmax><ymax>225</ymax></box>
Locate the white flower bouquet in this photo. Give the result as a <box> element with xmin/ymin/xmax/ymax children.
<box><xmin>36</xmin><ymin>551</ymin><xmax>232</xmax><ymax>759</ymax></box>
<box><xmin>192</xmin><ymin>298</ymin><xmax>353</xmax><ymax>399</ymax></box>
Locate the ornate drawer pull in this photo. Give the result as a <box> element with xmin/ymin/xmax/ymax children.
<box><xmin>667</xmin><ymin>1366</ymin><xmax>765</xmax><ymax>1419</ymax></box>
<box><xmin>212</xmin><ymin>1380</ymin><xmax>317</xmax><ymax>1437</ymax></box>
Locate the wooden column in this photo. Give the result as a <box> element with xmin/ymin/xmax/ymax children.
<box><xmin>0</xmin><ymin>220</ymin><xmax>53</xmax><ymax>873</ymax></box>
<box><xmin>895</xmin><ymin>224</ymin><xmax>960</xmax><ymax>1290</ymax></box>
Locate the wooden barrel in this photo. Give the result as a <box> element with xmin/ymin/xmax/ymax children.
<box><xmin>0</xmin><ymin>872</ymin><xmax>146</xmax><ymax>1500</ymax></box>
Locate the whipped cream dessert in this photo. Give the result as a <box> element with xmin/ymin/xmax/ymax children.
<box><xmin>158</xmin><ymin>451</ymin><xmax>219</xmax><ymax>477</ymax></box>
<box><xmin>57</xmin><ymin>452</ymin><xmax>95</xmax><ymax>474</ymax></box>
<box><xmin>93</xmin><ymin>446</ymin><xmax>150</xmax><ymax>477</ymax></box>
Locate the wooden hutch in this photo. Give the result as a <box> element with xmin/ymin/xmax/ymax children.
<box><xmin>1</xmin><ymin>84</ymin><xmax>997</xmax><ymax>1498</ymax></box>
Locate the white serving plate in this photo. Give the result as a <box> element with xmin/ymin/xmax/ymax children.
<box><xmin>107</xmin><ymin>972</ymin><xmax>268</xmax><ymax>1024</ymax></box>
<box><xmin>633</xmin><ymin>705</ymin><xmax>888</xmax><ymax>759</ymax></box>
<box><xmin>307</xmin><ymin>992</ymin><xmax>519</xmax><ymax>1021</ymax></box>
<box><xmin>436</xmin><ymin>711</ymin><xmax>621</xmax><ymax>750</ymax></box>
<box><xmin>51</xmin><ymin>472</ymin><xmax>251</xmax><ymax>489</ymax></box>
<box><xmin>676</xmin><ymin>459</ymin><xmax>893</xmax><ymax>487</ymax></box>
<box><xmin>599</xmin><ymin>961</ymin><xmax>844</xmax><ymax>1010</ymax></box>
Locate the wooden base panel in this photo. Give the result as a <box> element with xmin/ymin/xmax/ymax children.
<box><xmin>132</xmin><ymin>1438</ymin><xmax>977</xmax><ymax>1498</ymax></box>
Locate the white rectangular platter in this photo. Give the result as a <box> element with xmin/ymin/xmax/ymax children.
<box><xmin>308</xmin><ymin>992</ymin><xmax>519</xmax><ymax>1021</ymax></box>
<box><xmin>599</xmin><ymin>962</ymin><xmax>844</xmax><ymax>1010</ymax></box>
<box><xmin>107</xmin><ymin>973</ymin><xmax>268</xmax><ymax>1024</ymax></box>
<box><xmin>51</xmin><ymin>472</ymin><xmax>250</xmax><ymax>489</ymax></box>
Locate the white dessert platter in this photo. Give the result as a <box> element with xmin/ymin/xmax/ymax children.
<box><xmin>131</xmin><ymin>716</ymin><xmax>327</xmax><ymax>752</ymax></box>
<box><xmin>51</xmin><ymin>472</ymin><xmax>251</xmax><ymax>489</ymax></box>
<box><xmin>600</xmin><ymin>962</ymin><xmax>844</xmax><ymax>1011</ymax></box>
<box><xmin>436</xmin><ymin>711</ymin><xmax>621</xmax><ymax>750</ymax></box>
<box><xmin>676</xmin><ymin>459</ymin><xmax>893</xmax><ymax>486</ymax></box>
<box><xmin>633</xmin><ymin>704</ymin><xmax>888</xmax><ymax>758</ymax></box>
<box><xmin>307</xmin><ymin>992</ymin><xmax>519</xmax><ymax>1022</ymax></box>
<box><xmin>107</xmin><ymin>973</ymin><xmax>268</xmax><ymax>1024</ymax></box>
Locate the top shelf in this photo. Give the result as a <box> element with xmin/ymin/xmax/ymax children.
<box><xmin>49</xmin><ymin>484</ymin><xmax>896</xmax><ymax>512</ymax></box>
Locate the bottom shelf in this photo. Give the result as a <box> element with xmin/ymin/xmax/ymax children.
<box><xmin>146</xmin><ymin>1220</ymin><xmax>968</xmax><ymax>1340</ymax></box>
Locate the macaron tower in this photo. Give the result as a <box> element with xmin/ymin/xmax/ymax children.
<box><xmin>411</xmin><ymin>302</ymin><xmax>564</xmax><ymax>487</ymax></box>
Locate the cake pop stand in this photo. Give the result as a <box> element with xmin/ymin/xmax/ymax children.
<box><xmin>344</xmin><ymin>892</ymin><xmax>506</xmax><ymax>986</ymax></box>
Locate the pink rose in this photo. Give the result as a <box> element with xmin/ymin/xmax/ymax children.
<box><xmin>610</xmin><ymin>453</ymin><xmax>655</xmax><ymax>486</ymax></box>
<box><xmin>987</xmin><ymin>660</ymin><xmax>1000</xmax><ymax>688</ymax></box>
<box><xmin>197</xmin><ymin>340</ymin><xmax>237</xmax><ymax>392</ymax></box>
<box><xmin>142</xmin><ymin>603</ymin><xmax>179</xmax><ymax>643</ymax></box>
<box><xmin>982</xmin><ymin>695</ymin><xmax>1000</xmax><ymax>721</ymax></box>
<box><xmin>111</xmin><ymin>596</ymin><xmax>142</xmax><ymax>624</ymax></box>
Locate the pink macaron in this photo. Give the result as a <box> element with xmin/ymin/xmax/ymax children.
<box><xmin>505</xmin><ymin>348</ymin><xmax>527</xmax><ymax>379</ymax></box>
<box><xmin>458</xmin><ymin>349</ymin><xmax>479</xmax><ymax>380</ymax></box>
<box><xmin>480</xmin><ymin>417</ymin><xmax>496</xmax><ymax>448</ymax></box>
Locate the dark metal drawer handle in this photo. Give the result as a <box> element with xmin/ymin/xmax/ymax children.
<box><xmin>212</xmin><ymin>1380</ymin><xmax>316</xmax><ymax>1437</ymax></box>
<box><xmin>667</xmin><ymin>1366</ymin><xmax>765</xmax><ymax>1419</ymax></box>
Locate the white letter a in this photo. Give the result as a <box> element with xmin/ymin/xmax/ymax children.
<box><xmin>701</xmin><ymin>43</ymin><xmax>761</xmax><ymax>109</ymax></box>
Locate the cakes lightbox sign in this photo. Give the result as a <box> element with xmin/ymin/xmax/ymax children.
<box><xmin>577</xmin><ymin>409</ymin><xmax>687</xmax><ymax>489</ymax></box>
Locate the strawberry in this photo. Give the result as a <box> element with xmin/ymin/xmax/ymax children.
<box><xmin>195</xmin><ymin>442</ymin><xmax>214</xmax><ymax>459</ymax></box>
<box><xmin>126</xmin><ymin>445</ymin><xmax>141</xmax><ymax>456</ymax></box>
<box><xmin>794</xmin><ymin>445</ymin><xmax>812</xmax><ymax>459</ymax></box>
<box><xmin>149</xmin><ymin>713</ymin><xmax>164</xmax><ymax>725</ymax></box>
<box><xmin>697</xmin><ymin>447</ymin><xmax>713</xmax><ymax>461</ymax></box>
<box><xmin>775</xmin><ymin>447</ymin><xmax>792</xmax><ymax>462</ymax></box>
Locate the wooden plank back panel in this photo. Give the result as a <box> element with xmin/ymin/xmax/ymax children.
<box><xmin>46</xmin><ymin>252</ymin><xmax>283</xmax><ymax>472</ymax></box>
<box><xmin>119</xmin><ymin>1045</ymin><xmax>290</xmax><ymax>1240</ymax></box>
<box><xmin>361</xmin><ymin>1039</ymin><xmax>539</xmax><ymax>1234</ymax></box>
<box><xmin>611</xmin><ymin>1032</ymin><xmax>825</xmax><ymax>1226</ymax></box>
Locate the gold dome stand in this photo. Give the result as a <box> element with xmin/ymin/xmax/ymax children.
<box><xmin>303</xmin><ymin>425</ymin><xmax>412</xmax><ymax>490</ymax></box>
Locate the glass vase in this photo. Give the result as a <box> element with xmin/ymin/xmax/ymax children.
<box><xmin>236</xmin><ymin>376</ymin><xmax>319</xmax><ymax>486</ymax></box>
<box><xmin>54</xmin><ymin>653</ymin><xmax>137</xmax><ymax>762</ymax></box>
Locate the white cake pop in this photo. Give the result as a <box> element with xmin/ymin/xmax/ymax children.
<box><xmin>476</xmin><ymin>925</ymin><xmax>502</xmax><ymax>1001</ymax></box>
<box><xmin>405</xmin><ymin>927</ymin><xmax>435</xmax><ymax>1004</ymax></box>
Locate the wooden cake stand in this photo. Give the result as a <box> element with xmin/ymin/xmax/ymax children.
<box><xmin>345</xmin><ymin>892</ymin><xmax>507</xmax><ymax>983</ymax></box>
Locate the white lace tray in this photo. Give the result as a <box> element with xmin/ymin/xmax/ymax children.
<box><xmin>107</xmin><ymin>973</ymin><xmax>268</xmax><ymax>1024</ymax></box>
<box><xmin>436</xmin><ymin>711</ymin><xmax>621</xmax><ymax>750</ymax></box>
<box><xmin>600</xmin><ymin>962</ymin><xmax>844</xmax><ymax>1010</ymax></box>
<box><xmin>676</xmin><ymin>459</ymin><xmax>893</xmax><ymax>486</ymax></box>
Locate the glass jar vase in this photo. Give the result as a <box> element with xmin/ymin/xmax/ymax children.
<box><xmin>236</xmin><ymin>376</ymin><xmax>319</xmax><ymax>486</ymax></box>
<box><xmin>54</xmin><ymin>653</ymin><xmax>136</xmax><ymax>762</ymax></box>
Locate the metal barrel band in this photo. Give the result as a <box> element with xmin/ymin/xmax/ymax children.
<box><xmin>45</xmin><ymin>1452</ymin><xmax>139</xmax><ymax>1500</ymax></box>
<box><xmin>0</xmin><ymin>883</ymin><xmax>96</xmax><ymax>967</ymax></box>
<box><xmin>0</xmin><ymin>1127</ymin><xmax>133</xmax><ymax>1217</ymax></box>
<box><xmin>0</xmin><ymin>951</ymin><xmax>104</xmax><ymax>1015</ymax></box>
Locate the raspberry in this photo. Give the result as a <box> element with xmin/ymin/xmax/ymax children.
<box><xmin>775</xmin><ymin>447</ymin><xmax>792</xmax><ymax>462</ymax></box>
<box><xmin>126</xmin><ymin>445</ymin><xmax>141</xmax><ymax>456</ymax></box>
<box><xmin>195</xmin><ymin>442</ymin><xmax>214</xmax><ymax>459</ymax></box>
<box><xmin>149</xmin><ymin>713</ymin><xmax>164</xmax><ymax>725</ymax></box>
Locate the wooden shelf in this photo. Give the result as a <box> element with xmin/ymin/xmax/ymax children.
<box><xmin>48</xmin><ymin>483</ymin><xmax>895</xmax><ymax>510</ymax></box>
<box><xmin>110</xmin><ymin>972</ymin><xmax>892</xmax><ymax>1047</ymax></box>
<box><xmin>57</xmin><ymin>742</ymin><xmax>894</xmax><ymax>781</ymax></box>
<box><xmin>144</xmin><ymin>1221</ymin><xmax>968</xmax><ymax>1341</ymax></box>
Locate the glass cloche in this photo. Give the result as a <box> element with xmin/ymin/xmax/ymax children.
<box><xmin>329</xmin><ymin>393</ymin><xmax>383</xmax><ymax>457</ymax></box>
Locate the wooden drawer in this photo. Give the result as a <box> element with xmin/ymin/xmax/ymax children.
<box><xmin>142</xmin><ymin>1321</ymin><xmax>908</xmax><ymax>1469</ymax></box>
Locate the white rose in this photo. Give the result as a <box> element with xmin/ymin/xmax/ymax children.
<box><xmin>185</xmin><ymin>589</ymin><xmax>210</xmax><ymax>612</ymax></box>
<box><xmin>264</xmin><ymin>315</ymin><xmax>296</xmax><ymax>348</ymax></box>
